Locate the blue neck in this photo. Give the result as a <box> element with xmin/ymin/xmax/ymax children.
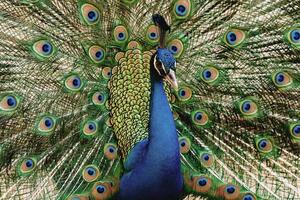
<box><xmin>147</xmin><ymin>64</ymin><xmax>179</xmax><ymax>161</ymax></box>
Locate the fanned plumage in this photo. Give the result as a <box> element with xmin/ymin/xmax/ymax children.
<box><xmin>0</xmin><ymin>0</ymin><xmax>300</xmax><ymax>199</ymax></box>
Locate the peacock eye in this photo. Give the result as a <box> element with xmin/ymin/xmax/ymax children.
<box><xmin>191</xmin><ymin>175</ymin><xmax>212</xmax><ymax>193</ymax></box>
<box><xmin>272</xmin><ymin>71</ymin><xmax>292</xmax><ymax>88</ymax></box>
<box><xmin>201</xmin><ymin>67</ymin><xmax>219</xmax><ymax>84</ymax></box>
<box><xmin>91</xmin><ymin>182</ymin><xmax>112</xmax><ymax>199</ymax></box>
<box><xmin>82</xmin><ymin>165</ymin><xmax>100</xmax><ymax>182</ymax></box>
<box><xmin>224</xmin><ymin>29</ymin><xmax>246</xmax><ymax>47</ymax></box>
<box><xmin>35</xmin><ymin>115</ymin><xmax>57</xmax><ymax>135</ymax></box>
<box><xmin>173</xmin><ymin>0</ymin><xmax>191</xmax><ymax>19</ymax></box>
<box><xmin>290</xmin><ymin>124</ymin><xmax>300</xmax><ymax>140</ymax></box>
<box><xmin>82</xmin><ymin>120</ymin><xmax>98</xmax><ymax>136</ymax></box>
<box><xmin>200</xmin><ymin>152</ymin><xmax>214</xmax><ymax>168</ymax></box>
<box><xmin>102</xmin><ymin>67</ymin><xmax>112</xmax><ymax>79</ymax></box>
<box><xmin>242</xmin><ymin>193</ymin><xmax>256</xmax><ymax>200</ymax></box>
<box><xmin>179</xmin><ymin>137</ymin><xmax>191</xmax><ymax>153</ymax></box>
<box><xmin>96</xmin><ymin>185</ymin><xmax>106</xmax><ymax>193</ymax></box>
<box><xmin>19</xmin><ymin>158</ymin><xmax>37</xmax><ymax>175</ymax></box>
<box><xmin>33</xmin><ymin>40</ymin><xmax>54</xmax><ymax>58</ymax></box>
<box><xmin>239</xmin><ymin>100</ymin><xmax>258</xmax><ymax>116</ymax></box>
<box><xmin>92</xmin><ymin>92</ymin><xmax>107</xmax><ymax>106</ymax></box>
<box><xmin>0</xmin><ymin>94</ymin><xmax>20</xmax><ymax>112</ymax></box>
<box><xmin>256</xmin><ymin>138</ymin><xmax>273</xmax><ymax>153</ymax></box>
<box><xmin>146</xmin><ymin>25</ymin><xmax>159</xmax><ymax>44</ymax></box>
<box><xmin>64</xmin><ymin>75</ymin><xmax>83</xmax><ymax>92</ymax></box>
<box><xmin>114</xmin><ymin>25</ymin><xmax>129</xmax><ymax>43</ymax></box>
<box><xmin>80</xmin><ymin>4</ymin><xmax>100</xmax><ymax>25</ymax></box>
<box><xmin>224</xmin><ymin>184</ymin><xmax>240</xmax><ymax>199</ymax></box>
<box><xmin>167</xmin><ymin>39</ymin><xmax>184</xmax><ymax>58</ymax></box>
<box><xmin>89</xmin><ymin>46</ymin><xmax>105</xmax><ymax>63</ymax></box>
<box><xmin>177</xmin><ymin>86</ymin><xmax>192</xmax><ymax>101</ymax></box>
<box><xmin>191</xmin><ymin>110</ymin><xmax>209</xmax><ymax>126</ymax></box>
<box><xmin>104</xmin><ymin>143</ymin><xmax>118</xmax><ymax>160</ymax></box>
<box><xmin>287</xmin><ymin>28</ymin><xmax>300</xmax><ymax>46</ymax></box>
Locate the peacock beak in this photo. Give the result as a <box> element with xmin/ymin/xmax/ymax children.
<box><xmin>165</xmin><ymin>69</ymin><xmax>178</xmax><ymax>90</ymax></box>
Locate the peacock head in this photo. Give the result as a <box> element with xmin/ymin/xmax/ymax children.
<box><xmin>153</xmin><ymin>48</ymin><xmax>178</xmax><ymax>89</ymax></box>
<box><xmin>152</xmin><ymin>14</ymin><xmax>178</xmax><ymax>89</ymax></box>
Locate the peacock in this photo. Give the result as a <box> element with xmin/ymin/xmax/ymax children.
<box><xmin>1</xmin><ymin>0</ymin><xmax>300</xmax><ymax>199</ymax></box>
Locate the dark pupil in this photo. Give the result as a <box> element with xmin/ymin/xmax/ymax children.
<box><xmin>118</xmin><ymin>32</ymin><xmax>124</xmax><ymax>38</ymax></box>
<box><xmin>196</xmin><ymin>113</ymin><xmax>202</xmax><ymax>120</ymax></box>
<box><xmin>150</xmin><ymin>32</ymin><xmax>156</xmax><ymax>38</ymax></box>
<box><xmin>171</xmin><ymin>45</ymin><xmax>178</xmax><ymax>52</ymax></box>
<box><xmin>88</xmin><ymin>124</ymin><xmax>94</xmax><ymax>130</ymax></box>
<box><xmin>227</xmin><ymin>186</ymin><xmax>235</xmax><ymax>194</ymax></box>
<box><xmin>42</xmin><ymin>44</ymin><xmax>50</xmax><ymax>52</ymax></box>
<box><xmin>107</xmin><ymin>71</ymin><xmax>111</xmax><ymax>76</ymax></box>
<box><xmin>88</xmin><ymin>11</ymin><xmax>96</xmax><ymax>19</ymax></box>
<box><xmin>294</xmin><ymin>126</ymin><xmax>300</xmax><ymax>134</ymax></box>
<box><xmin>26</xmin><ymin>160</ymin><xmax>33</xmax><ymax>168</ymax></box>
<box><xmin>180</xmin><ymin>90</ymin><xmax>186</xmax><ymax>96</ymax></box>
<box><xmin>229</xmin><ymin>33</ymin><xmax>237</xmax><ymax>42</ymax></box>
<box><xmin>181</xmin><ymin>141</ymin><xmax>186</xmax><ymax>147</ymax></box>
<box><xmin>45</xmin><ymin>119</ymin><xmax>52</xmax><ymax>127</ymax></box>
<box><xmin>98</xmin><ymin>95</ymin><xmax>103</xmax><ymax>101</ymax></box>
<box><xmin>109</xmin><ymin>148</ymin><xmax>114</xmax><ymax>153</ymax></box>
<box><xmin>7</xmin><ymin>97</ymin><xmax>15</xmax><ymax>106</ymax></box>
<box><xmin>293</xmin><ymin>31</ymin><xmax>300</xmax><ymax>41</ymax></box>
<box><xmin>204</xmin><ymin>70</ymin><xmax>212</xmax><ymax>78</ymax></box>
<box><xmin>244</xmin><ymin>197</ymin><xmax>252</xmax><ymax>200</ymax></box>
<box><xmin>260</xmin><ymin>141</ymin><xmax>267</xmax><ymax>148</ymax></box>
<box><xmin>198</xmin><ymin>179</ymin><xmax>207</xmax><ymax>186</ymax></box>
<box><xmin>97</xmin><ymin>186</ymin><xmax>105</xmax><ymax>193</ymax></box>
<box><xmin>73</xmin><ymin>79</ymin><xmax>79</xmax><ymax>86</ymax></box>
<box><xmin>95</xmin><ymin>51</ymin><xmax>102</xmax><ymax>58</ymax></box>
<box><xmin>243</xmin><ymin>103</ymin><xmax>251</xmax><ymax>111</ymax></box>
<box><xmin>203</xmin><ymin>155</ymin><xmax>209</xmax><ymax>161</ymax></box>
<box><xmin>87</xmin><ymin>169</ymin><xmax>94</xmax><ymax>176</ymax></box>
<box><xmin>277</xmin><ymin>74</ymin><xmax>284</xmax><ymax>82</ymax></box>
<box><xmin>178</xmin><ymin>5</ymin><xmax>186</xmax><ymax>13</ymax></box>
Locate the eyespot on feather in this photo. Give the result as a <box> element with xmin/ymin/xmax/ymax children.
<box><xmin>91</xmin><ymin>91</ymin><xmax>107</xmax><ymax>106</ymax></box>
<box><xmin>89</xmin><ymin>45</ymin><xmax>105</xmax><ymax>63</ymax></box>
<box><xmin>82</xmin><ymin>120</ymin><xmax>98</xmax><ymax>136</ymax></box>
<box><xmin>256</xmin><ymin>138</ymin><xmax>273</xmax><ymax>153</ymax></box>
<box><xmin>200</xmin><ymin>66</ymin><xmax>220</xmax><ymax>84</ymax></box>
<box><xmin>240</xmin><ymin>192</ymin><xmax>257</xmax><ymax>200</ymax></box>
<box><xmin>82</xmin><ymin>165</ymin><xmax>100</xmax><ymax>182</ymax></box>
<box><xmin>173</xmin><ymin>0</ymin><xmax>192</xmax><ymax>19</ymax></box>
<box><xmin>114</xmin><ymin>25</ymin><xmax>129</xmax><ymax>43</ymax></box>
<box><xmin>192</xmin><ymin>175</ymin><xmax>212</xmax><ymax>193</ymax></box>
<box><xmin>224</xmin><ymin>29</ymin><xmax>246</xmax><ymax>47</ymax></box>
<box><xmin>286</xmin><ymin>27</ymin><xmax>300</xmax><ymax>48</ymax></box>
<box><xmin>91</xmin><ymin>181</ymin><xmax>113</xmax><ymax>200</ymax></box>
<box><xmin>102</xmin><ymin>67</ymin><xmax>112</xmax><ymax>79</ymax></box>
<box><xmin>179</xmin><ymin>137</ymin><xmax>191</xmax><ymax>153</ymax></box>
<box><xmin>33</xmin><ymin>40</ymin><xmax>55</xmax><ymax>58</ymax></box>
<box><xmin>35</xmin><ymin>114</ymin><xmax>57</xmax><ymax>136</ymax></box>
<box><xmin>104</xmin><ymin>143</ymin><xmax>118</xmax><ymax>160</ymax></box>
<box><xmin>145</xmin><ymin>25</ymin><xmax>159</xmax><ymax>44</ymax></box>
<box><xmin>191</xmin><ymin>110</ymin><xmax>209</xmax><ymax>126</ymax></box>
<box><xmin>272</xmin><ymin>71</ymin><xmax>293</xmax><ymax>88</ymax></box>
<box><xmin>239</xmin><ymin>99</ymin><xmax>258</xmax><ymax>116</ymax></box>
<box><xmin>0</xmin><ymin>94</ymin><xmax>20</xmax><ymax>112</ymax></box>
<box><xmin>223</xmin><ymin>184</ymin><xmax>240</xmax><ymax>200</ymax></box>
<box><xmin>80</xmin><ymin>3</ymin><xmax>100</xmax><ymax>25</ymax></box>
<box><xmin>167</xmin><ymin>39</ymin><xmax>184</xmax><ymax>58</ymax></box>
<box><xmin>200</xmin><ymin>152</ymin><xmax>214</xmax><ymax>168</ymax></box>
<box><xmin>64</xmin><ymin>74</ymin><xmax>84</xmax><ymax>92</ymax></box>
<box><xmin>19</xmin><ymin>157</ymin><xmax>37</xmax><ymax>175</ymax></box>
<box><xmin>290</xmin><ymin>123</ymin><xmax>300</xmax><ymax>141</ymax></box>
<box><xmin>177</xmin><ymin>86</ymin><xmax>192</xmax><ymax>101</ymax></box>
